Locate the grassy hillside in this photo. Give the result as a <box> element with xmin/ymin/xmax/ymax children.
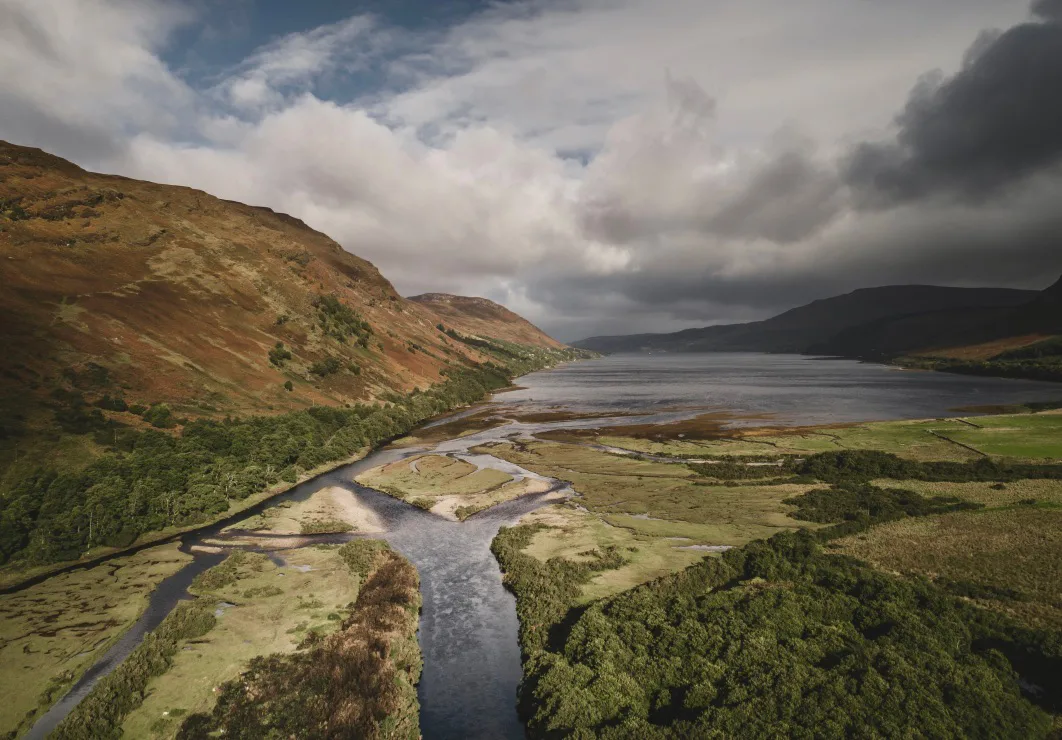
<box><xmin>409</xmin><ymin>293</ymin><xmax>563</xmax><ymax>349</ymax></box>
<box><xmin>0</xmin><ymin>140</ymin><xmax>589</xmax><ymax>578</ymax></box>
<box><xmin>0</xmin><ymin>139</ymin><xmax>574</xmax><ymax>482</ymax></box>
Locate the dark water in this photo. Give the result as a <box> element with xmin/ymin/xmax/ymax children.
<box><xmin>502</xmin><ymin>353</ymin><xmax>1062</xmax><ymax>425</ymax></box>
<box><xmin>23</xmin><ymin>353</ymin><xmax>1062</xmax><ymax>739</ymax></box>
<box><xmin>348</xmin><ymin>484</ymin><xmax>561</xmax><ymax>739</ymax></box>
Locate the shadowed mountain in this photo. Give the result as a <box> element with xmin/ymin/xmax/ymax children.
<box><xmin>574</xmin><ymin>285</ymin><xmax>1038</xmax><ymax>355</ymax></box>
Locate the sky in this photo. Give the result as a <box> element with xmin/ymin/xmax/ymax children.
<box><xmin>1</xmin><ymin>0</ymin><xmax>1061</xmax><ymax>341</ymax></box>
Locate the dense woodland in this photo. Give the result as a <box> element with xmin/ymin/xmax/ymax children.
<box><xmin>0</xmin><ymin>344</ymin><xmax>584</xmax><ymax>567</ymax></box>
<box><xmin>495</xmin><ymin>451</ymin><xmax>1062</xmax><ymax>738</ymax></box>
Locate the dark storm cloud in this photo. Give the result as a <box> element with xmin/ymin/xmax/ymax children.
<box><xmin>846</xmin><ymin>8</ymin><xmax>1062</xmax><ymax>204</ymax></box>
<box><xmin>1032</xmin><ymin>0</ymin><xmax>1062</xmax><ymax>21</ymax></box>
<box><xmin>704</xmin><ymin>149</ymin><xmax>842</xmax><ymax>244</ymax></box>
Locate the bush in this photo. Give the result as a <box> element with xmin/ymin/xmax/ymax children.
<box><xmin>268</xmin><ymin>342</ymin><xmax>292</xmax><ymax>367</ymax></box>
<box><xmin>142</xmin><ymin>403</ymin><xmax>176</xmax><ymax>429</ymax></box>
<box><xmin>309</xmin><ymin>356</ymin><xmax>342</xmax><ymax>377</ymax></box>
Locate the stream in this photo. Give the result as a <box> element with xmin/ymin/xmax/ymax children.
<box><xmin>23</xmin><ymin>353</ymin><xmax>1062</xmax><ymax>739</ymax></box>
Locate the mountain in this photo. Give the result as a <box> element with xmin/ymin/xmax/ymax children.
<box><xmin>574</xmin><ymin>285</ymin><xmax>1038</xmax><ymax>354</ymax></box>
<box><xmin>408</xmin><ymin>293</ymin><xmax>563</xmax><ymax>349</ymax></box>
<box><xmin>0</xmin><ymin>140</ymin><xmax>567</xmax><ymax>462</ymax></box>
<box><xmin>812</xmin><ymin>277</ymin><xmax>1062</xmax><ymax>360</ymax></box>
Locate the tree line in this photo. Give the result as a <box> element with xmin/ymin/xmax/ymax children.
<box><xmin>0</xmin><ymin>354</ymin><xmax>578</xmax><ymax>566</ymax></box>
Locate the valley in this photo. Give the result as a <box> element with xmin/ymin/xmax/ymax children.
<box><xmin>4</xmin><ymin>352</ymin><xmax>1062</xmax><ymax>738</ymax></box>
<box><xmin>2</xmin><ymin>142</ymin><xmax>1061</xmax><ymax>740</ymax></box>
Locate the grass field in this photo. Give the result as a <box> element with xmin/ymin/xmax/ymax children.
<box><xmin>490</xmin><ymin>440</ymin><xmax>821</xmax><ymax>602</ymax></box>
<box><xmin>584</xmin><ymin>410</ymin><xmax>1062</xmax><ymax>462</ymax></box>
<box><xmin>481</xmin><ymin>441</ymin><xmax>816</xmax><ymax>534</ymax></box>
<box><xmin>835</xmin><ymin>505</ymin><xmax>1062</xmax><ymax>630</ymax></box>
<box><xmin>120</xmin><ymin>546</ymin><xmax>360</xmax><ymax>739</ymax></box>
<box><xmin>355</xmin><ymin>454</ymin><xmax>549</xmax><ymax>519</ymax></box>
<box><xmin>517</xmin><ymin>504</ymin><xmax>706</xmax><ymax>602</ymax></box>
<box><xmin>0</xmin><ymin>542</ymin><xmax>191</xmax><ymax>737</ymax></box>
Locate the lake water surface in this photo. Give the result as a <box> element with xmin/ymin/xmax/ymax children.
<box><xmin>503</xmin><ymin>353</ymin><xmax>1062</xmax><ymax>425</ymax></box>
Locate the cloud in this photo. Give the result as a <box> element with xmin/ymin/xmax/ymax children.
<box><xmin>1</xmin><ymin>0</ymin><xmax>1055</xmax><ymax>342</ymax></box>
<box><xmin>0</xmin><ymin>0</ymin><xmax>194</xmax><ymax>164</ymax></box>
<box><xmin>1032</xmin><ymin>0</ymin><xmax>1062</xmax><ymax>21</ymax></box>
<box><xmin>212</xmin><ymin>15</ymin><xmax>378</xmax><ymax>110</ymax></box>
<box><xmin>845</xmin><ymin>6</ymin><xmax>1062</xmax><ymax>204</ymax></box>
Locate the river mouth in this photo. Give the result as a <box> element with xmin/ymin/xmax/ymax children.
<box><xmin>24</xmin><ymin>353</ymin><xmax>1062</xmax><ymax>739</ymax></box>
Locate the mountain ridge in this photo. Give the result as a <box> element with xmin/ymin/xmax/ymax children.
<box><xmin>575</xmin><ymin>284</ymin><xmax>1041</xmax><ymax>355</ymax></box>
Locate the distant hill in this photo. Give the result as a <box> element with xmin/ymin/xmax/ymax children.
<box><xmin>813</xmin><ymin>278</ymin><xmax>1062</xmax><ymax>360</ymax></box>
<box><xmin>408</xmin><ymin>293</ymin><xmax>563</xmax><ymax>349</ymax></box>
<box><xmin>574</xmin><ymin>285</ymin><xmax>1038</xmax><ymax>355</ymax></box>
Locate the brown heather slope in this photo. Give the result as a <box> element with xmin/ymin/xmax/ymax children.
<box><xmin>0</xmin><ymin>140</ymin><xmax>564</xmax><ymax>459</ymax></box>
<box><xmin>409</xmin><ymin>293</ymin><xmax>563</xmax><ymax>349</ymax></box>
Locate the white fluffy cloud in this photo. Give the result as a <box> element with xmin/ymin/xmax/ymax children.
<box><xmin>1</xmin><ymin>0</ymin><xmax>1054</xmax><ymax>340</ymax></box>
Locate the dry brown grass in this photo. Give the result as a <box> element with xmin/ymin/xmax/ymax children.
<box><xmin>835</xmin><ymin>507</ymin><xmax>1062</xmax><ymax>630</ymax></box>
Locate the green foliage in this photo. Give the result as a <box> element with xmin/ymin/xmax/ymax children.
<box><xmin>797</xmin><ymin>449</ymin><xmax>1062</xmax><ymax>484</ymax></box>
<box><xmin>268</xmin><ymin>342</ymin><xmax>292</xmax><ymax>367</ymax></box>
<box><xmin>51</xmin><ymin>390</ymin><xmax>109</xmax><ymax>434</ymax></box>
<box><xmin>337</xmin><ymin>539</ymin><xmax>389</xmax><ymax>581</ymax></box>
<box><xmin>51</xmin><ymin>599</ymin><xmax>217</xmax><ymax>740</ymax></box>
<box><xmin>994</xmin><ymin>337</ymin><xmax>1062</xmax><ymax>361</ymax></box>
<box><xmin>309</xmin><ymin>356</ymin><xmax>342</xmax><ymax>376</ymax></box>
<box><xmin>94</xmin><ymin>394</ymin><xmax>128</xmax><ymax>412</ymax></box>
<box><xmin>689</xmin><ymin>459</ymin><xmax>793</xmax><ymax>480</ymax></box>
<box><xmin>518</xmin><ymin>530</ymin><xmax>1058</xmax><ymax>739</ymax></box>
<box><xmin>191</xmin><ymin>551</ymin><xmax>265</xmax><ymax>593</ymax></box>
<box><xmin>492</xmin><ymin>524</ymin><xmax>628</xmax><ymax>656</ymax></box>
<box><xmin>0</xmin><ymin>360</ymin><xmax>537</xmax><ymax>566</ymax></box>
<box><xmin>783</xmin><ymin>483</ymin><xmax>981</xmax><ymax>529</ymax></box>
<box><xmin>312</xmin><ymin>294</ymin><xmax>373</xmax><ymax>346</ymax></box>
<box><xmin>283</xmin><ymin>380</ymin><xmax>294</xmax><ymax>392</ymax></box>
<box><xmin>299</xmin><ymin>519</ymin><xmax>354</xmax><ymax>534</ymax></box>
<box><xmin>142</xmin><ymin>403</ymin><xmax>176</xmax><ymax>429</ymax></box>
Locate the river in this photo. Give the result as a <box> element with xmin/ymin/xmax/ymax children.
<box><xmin>25</xmin><ymin>353</ymin><xmax>1062</xmax><ymax>739</ymax></box>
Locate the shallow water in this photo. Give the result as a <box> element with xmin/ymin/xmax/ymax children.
<box><xmin>24</xmin><ymin>353</ymin><xmax>1062</xmax><ymax>739</ymax></box>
